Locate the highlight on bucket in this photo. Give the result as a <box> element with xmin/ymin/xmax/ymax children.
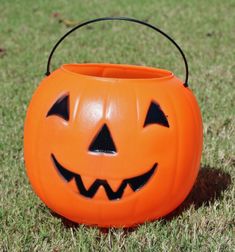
<box><xmin>24</xmin><ymin>17</ymin><xmax>203</xmax><ymax>227</ymax></box>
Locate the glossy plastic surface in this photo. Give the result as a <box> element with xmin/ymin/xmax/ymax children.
<box><xmin>24</xmin><ymin>63</ymin><xmax>203</xmax><ymax>227</ymax></box>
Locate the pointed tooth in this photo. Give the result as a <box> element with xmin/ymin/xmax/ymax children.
<box><xmin>67</xmin><ymin>177</ymin><xmax>79</xmax><ymax>192</ymax></box>
<box><xmin>106</xmin><ymin>179</ymin><xmax>122</xmax><ymax>192</ymax></box>
<box><xmin>127</xmin><ymin>164</ymin><xmax>157</xmax><ymax>191</ymax></box>
<box><xmin>80</xmin><ymin>175</ymin><xmax>95</xmax><ymax>190</ymax></box>
<box><xmin>93</xmin><ymin>186</ymin><xmax>109</xmax><ymax>200</ymax></box>
<box><xmin>122</xmin><ymin>184</ymin><xmax>135</xmax><ymax>198</ymax></box>
<box><xmin>127</xmin><ymin>179</ymin><xmax>140</xmax><ymax>192</ymax></box>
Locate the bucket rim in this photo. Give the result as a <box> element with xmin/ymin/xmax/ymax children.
<box><xmin>60</xmin><ymin>63</ymin><xmax>174</xmax><ymax>81</ymax></box>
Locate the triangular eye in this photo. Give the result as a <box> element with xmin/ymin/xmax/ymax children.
<box><xmin>144</xmin><ymin>101</ymin><xmax>169</xmax><ymax>127</ymax></box>
<box><xmin>47</xmin><ymin>94</ymin><xmax>69</xmax><ymax>121</ymax></box>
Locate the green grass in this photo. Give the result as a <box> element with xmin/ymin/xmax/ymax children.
<box><xmin>0</xmin><ymin>0</ymin><xmax>234</xmax><ymax>251</ymax></box>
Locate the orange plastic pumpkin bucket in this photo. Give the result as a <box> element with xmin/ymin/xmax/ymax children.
<box><xmin>24</xmin><ymin>17</ymin><xmax>203</xmax><ymax>227</ymax></box>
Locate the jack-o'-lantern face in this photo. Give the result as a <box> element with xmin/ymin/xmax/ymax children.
<box><xmin>47</xmin><ymin>94</ymin><xmax>170</xmax><ymax>200</ymax></box>
<box><xmin>24</xmin><ymin>64</ymin><xmax>203</xmax><ymax>227</ymax></box>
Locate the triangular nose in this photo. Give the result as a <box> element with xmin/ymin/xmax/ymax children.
<box><xmin>89</xmin><ymin>124</ymin><xmax>117</xmax><ymax>154</ymax></box>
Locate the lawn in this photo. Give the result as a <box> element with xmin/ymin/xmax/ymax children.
<box><xmin>0</xmin><ymin>0</ymin><xmax>234</xmax><ymax>251</ymax></box>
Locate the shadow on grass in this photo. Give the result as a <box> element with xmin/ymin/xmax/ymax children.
<box><xmin>51</xmin><ymin>166</ymin><xmax>231</xmax><ymax>231</ymax></box>
<box><xmin>164</xmin><ymin>165</ymin><xmax>231</xmax><ymax>220</ymax></box>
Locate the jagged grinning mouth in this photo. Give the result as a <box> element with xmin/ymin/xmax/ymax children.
<box><xmin>51</xmin><ymin>154</ymin><xmax>157</xmax><ymax>200</ymax></box>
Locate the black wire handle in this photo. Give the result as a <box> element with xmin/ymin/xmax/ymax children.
<box><xmin>46</xmin><ymin>17</ymin><xmax>189</xmax><ymax>87</ymax></box>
